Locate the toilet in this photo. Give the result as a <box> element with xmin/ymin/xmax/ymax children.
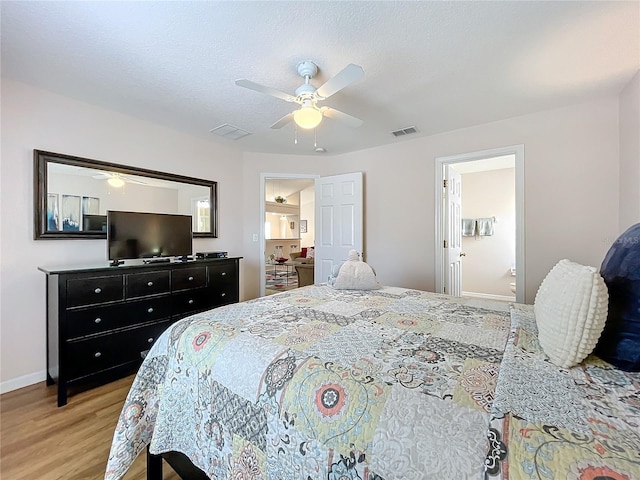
<box><xmin>509</xmin><ymin>266</ymin><xmax>516</xmax><ymax>294</ymax></box>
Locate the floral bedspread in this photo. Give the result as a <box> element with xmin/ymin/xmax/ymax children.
<box><xmin>486</xmin><ymin>304</ymin><xmax>640</xmax><ymax>480</ymax></box>
<box><xmin>105</xmin><ymin>285</ymin><xmax>512</xmax><ymax>480</ymax></box>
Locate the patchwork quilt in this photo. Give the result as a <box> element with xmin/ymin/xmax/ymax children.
<box><xmin>104</xmin><ymin>286</ymin><xmax>640</xmax><ymax>480</ymax></box>
<box><xmin>486</xmin><ymin>304</ymin><xmax>640</xmax><ymax>480</ymax></box>
<box><xmin>105</xmin><ymin>286</ymin><xmax>511</xmax><ymax>479</ymax></box>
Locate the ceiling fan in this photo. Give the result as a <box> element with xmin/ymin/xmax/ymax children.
<box><xmin>235</xmin><ymin>61</ymin><xmax>364</xmax><ymax>130</ymax></box>
<box><xmin>92</xmin><ymin>172</ymin><xmax>150</xmax><ymax>188</ymax></box>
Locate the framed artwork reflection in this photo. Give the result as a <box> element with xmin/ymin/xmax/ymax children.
<box><xmin>47</xmin><ymin>193</ymin><xmax>60</xmax><ymax>231</ymax></box>
<box><xmin>61</xmin><ymin>194</ymin><xmax>81</xmax><ymax>231</ymax></box>
<box><xmin>82</xmin><ymin>196</ymin><xmax>100</xmax><ymax>215</ymax></box>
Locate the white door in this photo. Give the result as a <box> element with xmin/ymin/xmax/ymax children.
<box><xmin>314</xmin><ymin>172</ymin><xmax>363</xmax><ymax>284</ymax></box>
<box><xmin>444</xmin><ymin>165</ymin><xmax>463</xmax><ymax>296</ymax></box>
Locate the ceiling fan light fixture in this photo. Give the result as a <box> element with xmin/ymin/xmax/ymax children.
<box><xmin>293</xmin><ymin>105</ymin><xmax>322</xmax><ymax>129</ymax></box>
<box><xmin>107</xmin><ymin>177</ymin><xmax>125</xmax><ymax>188</ymax></box>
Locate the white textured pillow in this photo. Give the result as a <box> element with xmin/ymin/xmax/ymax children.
<box><xmin>534</xmin><ymin>259</ymin><xmax>609</xmax><ymax>368</ymax></box>
<box><xmin>333</xmin><ymin>250</ymin><xmax>380</xmax><ymax>290</ymax></box>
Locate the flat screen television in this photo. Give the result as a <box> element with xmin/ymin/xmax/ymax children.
<box><xmin>107</xmin><ymin>211</ymin><xmax>192</xmax><ymax>261</ymax></box>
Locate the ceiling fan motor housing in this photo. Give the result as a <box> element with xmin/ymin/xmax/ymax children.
<box><xmin>296</xmin><ymin>61</ymin><xmax>318</xmax><ymax>79</ymax></box>
<box><xmin>295</xmin><ymin>83</ymin><xmax>317</xmax><ymax>99</ymax></box>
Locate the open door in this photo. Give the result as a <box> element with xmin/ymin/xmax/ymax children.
<box><xmin>314</xmin><ymin>172</ymin><xmax>363</xmax><ymax>284</ymax></box>
<box><xmin>444</xmin><ymin>165</ymin><xmax>463</xmax><ymax>296</ymax></box>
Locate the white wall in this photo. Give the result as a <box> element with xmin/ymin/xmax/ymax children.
<box><xmin>299</xmin><ymin>185</ymin><xmax>315</xmax><ymax>248</ymax></box>
<box><xmin>461</xmin><ymin>168</ymin><xmax>515</xmax><ymax>297</ymax></box>
<box><xmin>0</xmin><ymin>79</ymin><xmax>244</xmax><ymax>391</ymax></box>
<box><xmin>619</xmin><ymin>70</ymin><xmax>640</xmax><ymax>231</ymax></box>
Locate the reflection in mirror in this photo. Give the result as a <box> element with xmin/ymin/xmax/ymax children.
<box><xmin>34</xmin><ymin>150</ymin><xmax>217</xmax><ymax>239</ymax></box>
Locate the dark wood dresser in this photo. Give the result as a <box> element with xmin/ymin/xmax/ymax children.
<box><xmin>39</xmin><ymin>257</ymin><xmax>241</xmax><ymax>406</ymax></box>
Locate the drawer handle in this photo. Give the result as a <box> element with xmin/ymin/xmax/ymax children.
<box><xmin>147</xmin><ymin>281</ymin><xmax>154</xmax><ymax>287</ymax></box>
<box><xmin>221</xmin><ymin>292</ymin><xmax>226</xmax><ymax>297</ymax></box>
<box><xmin>147</xmin><ymin>337</ymin><xmax>154</xmax><ymax>344</ymax></box>
<box><xmin>94</xmin><ymin>317</ymin><xmax>102</xmax><ymax>324</ymax></box>
<box><xmin>94</xmin><ymin>287</ymin><xmax>102</xmax><ymax>294</ymax></box>
<box><xmin>94</xmin><ymin>352</ymin><xmax>102</xmax><ymax>358</ymax></box>
<box><xmin>188</xmin><ymin>299</ymin><xmax>194</xmax><ymax>305</ymax></box>
<box><xmin>147</xmin><ymin>307</ymin><xmax>154</xmax><ymax>313</ymax></box>
<box><xmin>188</xmin><ymin>276</ymin><xmax>194</xmax><ymax>281</ymax></box>
<box><xmin>221</xmin><ymin>272</ymin><xmax>227</xmax><ymax>276</ymax></box>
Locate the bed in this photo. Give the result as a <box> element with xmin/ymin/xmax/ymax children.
<box><xmin>104</xmin><ymin>284</ymin><xmax>640</xmax><ymax>480</ymax></box>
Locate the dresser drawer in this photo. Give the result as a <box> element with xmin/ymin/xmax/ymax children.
<box><xmin>172</xmin><ymin>288</ymin><xmax>213</xmax><ymax>317</ymax></box>
<box><xmin>126</xmin><ymin>270</ymin><xmax>170</xmax><ymax>298</ymax></box>
<box><xmin>65</xmin><ymin>320</ymin><xmax>173</xmax><ymax>380</ymax></box>
<box><xmin>67</xmin><ymin>303</ymin><xmax>126</xmax><ymax>339</ymax></box>
<box><xmin>210</xmin><ymin>284</ymin><xmax>238</xmax><ymax>307</ymax></box>
<box><xmin>172</xmin><ymin>267</ymin><xmax>206</xmax><ymax>291</ymax></box>
<box><xmin>67</xmin><ymin>275</ymin><xmax>124</xmax><ymax>307</ymax></box>
<box><xmin>208</xmin><ymin>262</ymin><xmax>237</xmax><ymax>285</ymax></box>
<box><xmin>66</xmin><ymin>296</ymin><xmax>171</xmax><ymax>339</ymax></box>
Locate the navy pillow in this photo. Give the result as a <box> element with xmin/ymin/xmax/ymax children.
<box><xmin>595</xmin><ymin>223</ymin><xmax>640</xmax><ymax>371</ymax></box>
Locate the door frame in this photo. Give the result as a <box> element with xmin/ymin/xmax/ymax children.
<box><xmin>434</xmin><ymin>145</ymin><xmax>525</xmax><ymax>303</ymax></box>
<box><xmin>260</xmin><ymin>172</ymin><xmax>318</xmax><ymax>297</ymax></box>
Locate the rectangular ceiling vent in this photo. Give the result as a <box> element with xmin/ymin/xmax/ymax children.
<box><xmin>391</xmin><ymin>126</ymin><xmax>418</xmax><ymax>137</ymax></box>
<box><xmin>210</xmin><ymin>124</ymin><xmax>251</xmax><ymax>140</ymax></box>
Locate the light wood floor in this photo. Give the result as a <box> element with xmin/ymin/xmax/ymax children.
<box><xmin>0</xmin><ymin>375</ymin><xmax>181</xmax><ymax>480</ymax></box>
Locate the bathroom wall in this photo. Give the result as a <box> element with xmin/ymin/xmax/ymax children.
<box><xmin>461</xmin><ymin>167</ymin><xmax>516</xmax><ymax>298</ymax></box>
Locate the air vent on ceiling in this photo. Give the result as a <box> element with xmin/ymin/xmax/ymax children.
<box><xmin>391</xmin><ymin>126</ymin><xmax>418</xmax><ymax>137</ymax></box>
<box><xmin>210</xmin><ymin>124</ymin><xmax>251</xmax><ymax>140</ymax></box>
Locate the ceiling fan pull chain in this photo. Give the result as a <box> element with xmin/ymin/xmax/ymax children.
<box><xmin>314</xmin><ymin>128</ymin><xmax>317</xmax><ymax>148</ymax></box>
<box><xmin>294</xmin><ymin>124</ymin><xmax>298</xmax><ymax>145</ymax></box>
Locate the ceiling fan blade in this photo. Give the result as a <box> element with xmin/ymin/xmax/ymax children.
<box><xmin>321</xmin><ymin>107</ymin><xmax>363</xmax><ymax>127</ymax></box>
<box><xmin>235</xmin><ymin>79</ymin><xmax>297</xmax><ymax>103</ymax></box>
<box><xmin>270</xmin><ymin>113</ymin><xmax>293</xmax><ymax>129</ymax></box>
<box><xmin>316</xmin><ymin>64</ymin><xmax>364</xmax><ymax>99</ymax></box>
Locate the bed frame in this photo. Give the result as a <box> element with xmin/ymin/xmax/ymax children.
<box><xmin>147</xmin><ymin>448</ymin><xmax>208</xmax><ymax>480</ymax></box>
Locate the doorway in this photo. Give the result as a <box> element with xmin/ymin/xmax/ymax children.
<box><xmin>260</xmin><ymin>174</ymin><xmax>316</xmax><ymax>297</ymax></box>
<box><xmin>435</xmin><ymin>145</ymin><xmax>525</xmax><ymax>303</ymax></box>
<box><xmin>259</xmin><ymin>171</ymin><xmax>365</xmax><ymax>297</ymax></box>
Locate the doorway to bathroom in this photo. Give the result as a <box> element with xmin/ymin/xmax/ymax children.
<box><xmin>435</xmin><ymin>145</ymin><xmax>525</xmax><ymax>303</ymax></box>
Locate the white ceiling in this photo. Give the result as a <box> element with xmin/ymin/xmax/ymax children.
<box><xmin>265</xmin><ymin>178</ymin><xmax>315</xmax><ymax>201</ymax></box>
<box><xmin>2</xmin><ymin>1</ymin><xmax>638</xmax><ymax>156</ymax></box>
<box><xmin>451</xmin><ymin>155</ymin><xmax>515</xmax><ymax>174</ymax></box>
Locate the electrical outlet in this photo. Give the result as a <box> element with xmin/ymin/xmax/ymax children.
<box><xmin>252</xmin><ymin>234</ymin><xmax>258</xmax><ymax>242</ymax></box>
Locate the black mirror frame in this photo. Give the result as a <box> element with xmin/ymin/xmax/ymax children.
<box><xmin>34</xmin><ymin>150</ymin><xmax>218</xmax><ymax>240</ymax></box>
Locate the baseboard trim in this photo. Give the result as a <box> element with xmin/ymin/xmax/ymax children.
<box><xmin>462</xmin><ymin>291</ymin><xmax>515</xmax><ymax>302</ymax></box>
<box><xmin>0</xmin><ymin>370</ymin><xmax>46</xmax><ymax>394</ymax></box>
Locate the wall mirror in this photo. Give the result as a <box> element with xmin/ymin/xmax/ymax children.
<box><xmin>34</xmin><ymin>150</ymin><xmax>218</xmax><ymax>239</ymax></box>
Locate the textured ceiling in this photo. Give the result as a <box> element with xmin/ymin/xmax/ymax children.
<box><xmin>2</xmin><ymin>1</ymin><xmax>638</xmax><ymax>156</ymax></box>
